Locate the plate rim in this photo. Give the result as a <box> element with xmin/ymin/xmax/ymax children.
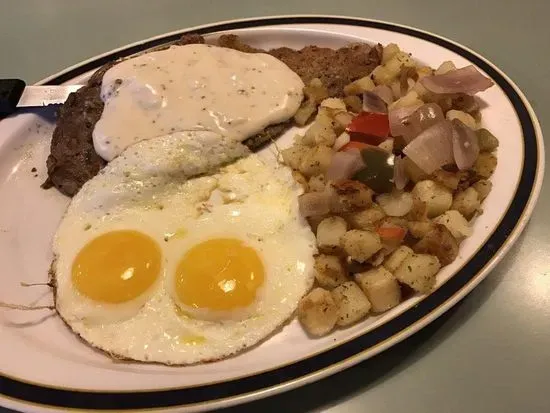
<box><xmin>0</xmin><ymin>14</ymin><xmax>544</xmax><ymax>412</ymax></box>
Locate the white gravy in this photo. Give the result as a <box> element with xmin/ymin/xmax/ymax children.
<box><xmin>93</xmin><ymin>44</ymin><xmax>304</xmax><ymax>161</ymax></box>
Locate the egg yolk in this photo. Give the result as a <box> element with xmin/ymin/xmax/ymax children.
<box><xmin>71</xmin><ymin>230</ymin><xmax>161</xmax><ymax>303</ymax></box>
<box><xmin>174</xmin><ymin>238</ymin><xmax>264</xmax><ymax>311</ymax></box>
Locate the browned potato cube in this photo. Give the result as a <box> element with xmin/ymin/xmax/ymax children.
<box><xmin>407</xmin><ymin>220</ymin><xmax>436</xmax><ymax>239</ymax></box>
<box><xmin>341</xmin><ymin>229</ymin><xmax>382</xmax><ymax>262</ymax></box>
<box><xmin>452</xmin><ymin>187</ymin><xmax>480</xmax><ymax>219</ymax></box>
<box><xmin>330</xmin><ymin>180</ymin><xmax>374</xmax><ymax>212</ymax></box>
<box><xmin>344</xmin><ymin>205</ymin><xmax>386</xmax><ymax>230</ymax></box>
<box><xmin>472</xmin><ymin>179</ymin><xmax>492</xmax><ymax>201</ymax></box>
<box><xmin>314</xmin><ymin>254</ymin><xmax>349</xmax><ymax>289</ymax></box>
<box><xmin>298</xmin><ymin>288</ymin><xmax>338</xmax><ymax>336</ymax></box>
<box><xmin>394</xmin><ymin>253</ymin><xmax>441</xmax><ymax>293</ymax></box>
<box><xmin>383</xmin><ymin>245</ymin><xmax>414</xmax><ymax>273</ymax></box>
<box><xmin>299</xmin><ymin>145</ymin><xmax>334</xmax><ymax>177</ymax></box>
<box><xmin>431</xmin><ymin>169</ymin><xmax>460</xmax><ymax>191</ymax></box>
<box><xmin>281</xmin><ymin>144</ymin><xmax>308</xmax><ymax>170</ymax></box>
<box><xmin>413</xmin><ymin>224</ymin><xmax>459</xmax><ymax>266</ymax></box>
<box><xmin>331</xmin><ymin>281</ymin><xmax>371</xmax><ymax>326</ymax></box>
<box><xmin>473</xmin><ymin>152</ymin><xmax>497</xmax><ymax>179</ymax></box>
<box><xmin>308</xmin><ymin>174</ymin><xmax>326</xmax><ymax>192</ymax></box>
<box><xmin>317</xmin><ymin>216</ymin><xmax>348</xmax><ymax>253</ymax></box>
<box><xmin>355</xmin><ymin>267</ymin><xmax>402</xmax><ymax>312</ymax></box>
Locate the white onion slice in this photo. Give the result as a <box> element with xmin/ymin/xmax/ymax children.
<box><xmin>325</xmin><ymin>149</ymin><xmax>365</xmax><ymax>181</ymax></box>
<box><xmin>403</xmin><ymin>120</ymin><xmax>454</xmax><ymax>174</ymax></box>
<box><xmin>372</xmin><ymin>85</ymin><xmax>394</xmax><ymax>105</ymax></box>
<box><xmin>393</xmin><ymin>156</ymin><xmax>409</xmax><ymax>190</ymax></box>
<box><xmin>420</xmin><ymin>65</ymin><xmax>494</xmax><ymax>95</ymax></box>
<box><xmin>362</xmin><ymin>91</ymin><xmax>388</xmax><ymax>113</ymax></box>
<box><xmin>388</xmin><ymin>103</ymin><xmax>423</xmax><ymax>138</ymax></box>
<box><xmin>451</xmin><ymin>119</ymin><xmax>480</xmax><ymax>170</ymax></box>
<box><xmin>377</xmin><ymin>191</ymin><xmax>414</xmax><ymax>217</ymax></box>
<box><xmin>333</xmin><ymin>131</ymin><xmax>351</xmax><ymax>151</ymax></box>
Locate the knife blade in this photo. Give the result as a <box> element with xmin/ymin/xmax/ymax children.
<box><xmin>0</xmin><ymin>79</ymin><xmax>83</xmax><ymax>115</ymax></box>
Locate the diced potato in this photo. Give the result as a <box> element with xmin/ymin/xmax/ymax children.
<box><xmin>452</xmin><ymin>187</ymin><xmax>480</xmax><ymax>219</ymax></box>
<box><xmin>355</xmin><ymin>267</ymin><xmax>402</xmax><ymax>312</ymax></box>
<box><xmin>446</xmin><ymin>110</ymin><xmax>477</xmax><ymax>130</ymax></box>
<box><xmin>332</xmin><ymin>111</ymin><xmax>354</xmax><ymax>133</ymax></box>
<box><xmin>308</xmin><ymin>174</ymin><xmax>326</xmax><ymax>192</ymax></box>
<box><xmin>344</xmin><ymin>205</ymin><xmax>386</xmax><ymax>230</ymax></box>
<box><xmin>413</xmin><ymin>224</ymin><xmax>459</xmax><ymax>266</ymax></box>
<box><xmin>382</xmin><ymin>43</ymin><xmax>401</xmax><ymax>64</ymax></box>
<box><xmin>394</xmin><ymin>253</ymin><xmax>441</xmax><ymax>293</ymax></box>
<box><xmin>431</xmin><ymin>169</ymin><xmax>460</xmax><ymax>191</ymax></box>
<box><xmin>330</xmin><ymin>180</ymin><xmax>374</xmax><ymax>212</ymax></box>
<box><xmin>343</xmin><ymin>95</ymin><xmax>363</xmax><ymax>113</ymax></box>
<box><xmin>281</xmin><ymin>144</ymin><xmax>308</xmax><ymax>170</ymax></box>
<box><xmin>307</xmin><ymin>214</ymin><xmax>329</xmax><ymax>234</ymax></box>
<box><xmin>388</xmin><ymin>90</ymin><xmax>423</xmax><ymax>111</ymax></box>
<box><xmin>372</xmin><ymin>65</ymin><xmax>395</xmax><ymax>86</ymax></box>
<box><xmin>320</xmin><ymin>98</ymin><xmax>347</xmax><ymax>111</ymax></box>
<box><xmin>314</xmin><ymin>254</ymin><xmax>348</xmax><ymax>289</ymax></box>
<box><xmin>292</xmin><ymin>171</ymin><xmax>308</xmax><ymax>191</ymax></box>
<box><xmin>473</xmin><ymin>152</ymin><xmax>498</xmax><ymax>179</ymax></box>
<box><xmin>433</xmin><ymin>210</ymin><xmax>472</xmax><ymax>240</ymax></box>
<box><xmin>435</xmin><ymin>60</ymin><xmax>457</xmax><ymax>75</ymax></box>
<box><xmin>404</xmin><ymin>157</ymin><xmax>430</xmax><ymax>183</ymax></box>
<box><xmin>299</xmin><ymin>145</ymin><xmax>334</xmax><ymax>177</ymax></box>
<box><xmin>341</xmin><ymin>229</ymin><xmax>382</xmax><ymax>263</ymax></box>
<box><xmin>317</xmin><ymin>216</ymin><xmax>348</xmax><ymax>253</ymax></box>
<box><xmin>411</xmin><ymin>180</ymin><xmax>453</xmax><ymax>218</ymax></box>
<box><xmin>302</xmin><ymin>112</ymin><xmax>337</xmax><ymax>147</ymax></box>
<box><xmin>383</xmin><ymin>245</ymin><xmax>413</xmax><ymax>273</ymax></box>
<box><xmin>344</xmin><ymin>76</ymin><xmax>376</xmax><ymax>95</ymax></box>
<box><xmin>476</xmin><ymin>128</ymin><xmax>499</xmax><ymax>152</ymax></box>
<box><xmin>331</xmin><ymin>281</ymin><xmax>371</xmax><ymax>326</ymax></box>
<box><xmin>472</xmin><ymin>179</ymin><xmax>492</xmax><ymax>201</ymax></box>
<box><xmin>385</xmin><ymin>52</ymin><xmax>416</xmax><ymax>77</ymax></box>
<box><xmin>294</xmin><ymin>100</ymin><xmax>317</xmax><ymax>126</ymax></box>
<box><xmin>406</xmin><ymin>197</ymin><xmax>429</xmax><ymax>221</ymax></box>
<box><xmin>304</xmin><ymin>78</ymin><xmax>329</xmax><ymax>103</ymax></box>
<box><xmin>298</xmin><ymin>288</ymin><xmax>338</xmax><ymax>336</ymax></box>
<box><xmin>407</xmin><ymin>220</ymin><xmax>435</xmax><ymax>239</ymax></box>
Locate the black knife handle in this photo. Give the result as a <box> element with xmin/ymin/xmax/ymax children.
<box><xmin>0</xmin><ymin>79</ymin><xmax>26</xmax><ymax>115</ymax></box>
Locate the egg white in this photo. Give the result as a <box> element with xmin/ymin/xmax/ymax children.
<box><xmin>52</xmin><ymin>135</ymin><xmax>316</xmax><ymax>364</ymax></box>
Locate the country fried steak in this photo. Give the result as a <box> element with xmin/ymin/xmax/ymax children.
<box><xmin>43</xmin><ymin>34</ymin><xmax>381</xmax><ymax>196</ymax></box>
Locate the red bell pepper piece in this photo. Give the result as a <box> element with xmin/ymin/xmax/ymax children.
<box><xmin>346</xmin><ymin>112</ymin><xmax>390</xmax><ymax>146</ymax></box>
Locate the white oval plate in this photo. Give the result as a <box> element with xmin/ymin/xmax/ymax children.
<box><xmin>0</xmin><ymin>15</ymin><xmax>544</xmax><ymax>413</ymax></box>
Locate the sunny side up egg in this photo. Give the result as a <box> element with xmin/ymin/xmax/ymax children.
<box><xmin>52</xmin><ymin>132</ymin><xmax>316</xmax><ymax>364</ymax></box>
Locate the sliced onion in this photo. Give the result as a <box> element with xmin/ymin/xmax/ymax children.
<box><xmin>325</xmin><ymin>149</ymin><xmax>365</xmax><ymax>181</ymax></box>
<box><xmin>298</xmin><ymin>191</ymin><xmax>332</xmax><ymax>217</ymax></box>
<box><xmin>388</xmin><ymin>103</ymin><xmax>423</xmax><ymax>138</ymax></box>
<box><xmin>362</xmin><ymin>91</ymin><xmax>388</xmax><ymax>113</ymax></box>
<box><xmin>451</xmin><ymin>119</ymin><xmax>480</xmax><ymax>170</ymax></box>
<box><xmin>402</xmin><ymin>120</ymin><xmax>454</xmax><ymax>174</ymax></box>
<box><xmin>372</xmin><ymin>85</ymin><xmax>394</xmax><ymax>105</ymax></box>
<box><xmin>420</xmin><ymin>65</ymin><xmax>494</xmax><ymax>95</ymax></box>
<box><xmin>398</xmin><ymin>103</ymin><xmax>445</xmax><ymax>143</ymax></box>
<box><xmin>393</xmin><ymin>156</ymin><xmax>409</xmax><ymax>190</ymax></box>
<box><xmin>333</xmin><ymin>131</ymin><xmax>351</xmax><ymax>151</ymax></box>
<box><xmin>377</xmin><ymin>191</ymin><xmax>414</xmax><ymax>217</ymax></box>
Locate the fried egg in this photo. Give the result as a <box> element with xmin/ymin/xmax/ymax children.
<box><xmin>52</xmin><ymin>132</ymin><xmax>316</xmax><ymax>364</ymax></box>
